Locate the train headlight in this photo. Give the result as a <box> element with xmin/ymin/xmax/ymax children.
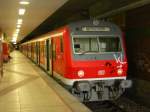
<box><xmin>117</xmin><ymin>68</ymin><xmax>123</xmax><ymax>75</ymax></box>
<box><xmin>78</xmin><ymin>70</ymin><xmax>84</xmax><ymax>77</ymax></box>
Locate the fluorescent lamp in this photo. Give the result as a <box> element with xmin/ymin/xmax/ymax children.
<box><xmin>12</xmin><ymin>38</ymin><xmax>17</xmax><ymax>42</ymax></box>
<box><xmin>19</xmin><ymin>1</ymin><xmax>30</xmax><ymax>5</ymax></box>
<box><xmin>19</xmin><ymin>8</ymin><xmax>26</xmax><ymax>15</ymax></box>
<box><xmin>17</xmin><ymin>24</ymin><xmax>21</xmax><ymax>28</ymax></box>
<box><xmin>15</xmin><ymin>31</ymin><xmax>19</xmax><ymax>34</ymax></box>
<box><xmin>12</xmin><ymin>39</ymin><xmax>17</xmax><ymax>43</ymax></box>
<box><xmin>17</xmin><ymin>19</ymin><xmax>23</xmax><ymax>24</ymax></box>
<box><xmin>16</xmin><ymin>29</ymin><xmax>20</xmax><ymax>32</ymax></box>
<box><xmin>13</xmin><ymin>36</ymin><xmax>17</xmax><ymax>38</ymax></box>
<box><xmin>13</xmin><ymin>34</ymin><xmax>18</xmax><ymax>37</ymax></box>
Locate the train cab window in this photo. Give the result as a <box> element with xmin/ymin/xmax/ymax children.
<box><xmin>74</xmin><ymin>44</ymin><xmax>81</xmax><ymax>52</ymax></box>
<box><xmin>98</xmin><ymin>37</ymin><xmax>121</xmax><ymax>52</ymax></box>
<box><xmin>73</xmin><ymin>36</ymin><xmax>122</xmax><ymax>54</ymax></box>
<box><xmin>73</xmin><ymin>37</ymin><xmax>99</xmax><ymax>53</ymax></box>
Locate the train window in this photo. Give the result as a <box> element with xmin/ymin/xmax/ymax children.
<box><xmin>99</xmin><ymin>37</ymin><xmax>121</xmax><ymax>52</ymax></box>
<box><xmin>73</xmin><ymin>36</ymin><xmax>121</xmax><ymax>54</ymax></box>
<box><xmin>41</xmin><ymin>43</ymin><xmax>44</xmax><ymax>57</ymax></box>
<box><xmin>52</xmin><ymin>43</ymin><xmax>56</xmax><ymax>60</ymax></box>
<box><xmin>73</xmin><ymin>38</ymin><xmax>99</xmax><ymax>53</ymax></box>
<box><xmin>40</xmin><ymin>41</ymin><xmax>46</xmax><ymax>61</ymax></box>
<box><xmin>60</xmin><ymin>36</ymin><xmax>63</xmax><ymax>52</ymax></box>
<box><xmin>74</xmin><ymin>44</ymin><xmax>81</xmax><ymax>52</ymax></box>
<box><xmin>74</xmin><ymin>44</ymin><xmax>80</xmax><ymax>48</ymax></box>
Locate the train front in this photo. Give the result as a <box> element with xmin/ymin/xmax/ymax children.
<box><xmin>66</xmin><ymin>20</ymin><xmax>132</xmax><ymax>101</ymax></box>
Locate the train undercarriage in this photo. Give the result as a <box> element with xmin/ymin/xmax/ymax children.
<box><xmin>72</xmin><ymin>79</ymin><xmax>132</xmax><ymax>102</ymax></box>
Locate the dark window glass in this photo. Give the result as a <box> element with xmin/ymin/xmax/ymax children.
<box><xmin>52</xmin><ymin>43</ymin><xmax>56</xmax><ymax>60</ymax></box>
<box><xmin>73</xmin><ymin>36</ymin><xmax>121</xmax><ymax>54</ymax></box>
<box><xmin>60</xmin><ymin>36</ymin><xmax>63</xmax><ymax>52</ymax></box>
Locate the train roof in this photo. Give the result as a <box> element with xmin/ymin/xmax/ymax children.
<box><xmin>68</xmin><ymin>20</ymin><xmax>122</xmax><ymax>36</ymax></box>
<box><xmin>21</xmin><ymin>20</ymin><xmax>122</xmax><ymax>44</ymax></box>
<box><xmin>68</xmin><ymin>20</ymin><xmax>118</xmax><ymax>28</ymax></box>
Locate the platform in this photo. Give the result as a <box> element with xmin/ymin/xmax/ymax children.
<box><xmin>0</xmin><ymin>51</ymin><xmax>91</xmax><ymax>112</ymax></box>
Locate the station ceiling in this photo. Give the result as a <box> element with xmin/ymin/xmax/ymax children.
<box><xmin>0</xmin><ymin>0</ymin><xmax>150</xmax><ymax>43</ymax></box>
<box><xmin>0</xmin><ymin>0</ymin><xmax>68</xmax><ymax>42</ymax></box>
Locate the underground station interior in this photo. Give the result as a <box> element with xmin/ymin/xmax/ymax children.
<box><xmin>0</xmin><ymin>0</ymin><xmax>150</xmax><ymax>112</ymax></box>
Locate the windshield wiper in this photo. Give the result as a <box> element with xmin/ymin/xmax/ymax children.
<box><xmin>79</xmin><ymin>51</ymin><xmax>99</xmax><ymax>55</ymax></box>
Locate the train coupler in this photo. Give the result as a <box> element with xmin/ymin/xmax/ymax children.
<box><xmin>73</xmin><ymin>81</ymin><xmax>91</xmax><ymax>92</ymax></box>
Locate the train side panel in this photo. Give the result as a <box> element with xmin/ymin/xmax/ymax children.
<box><xmin>52</xmin><ymin>29</ymin><xmax>68</xmax><ymax>77</ymax></box>
<box><xmin>0</xmin><ymin>33</ymin><xmax>3</xmax><ymax>78</ymax></box>
<box><xmin>39</xmin><ymin>40</ymin><xmax>47</xmax><ymax>69</ymax></box>
<box><xmin>2</xmin><ymin>42</ymin><xmax>10</xmax><ymax>62</ymax></box>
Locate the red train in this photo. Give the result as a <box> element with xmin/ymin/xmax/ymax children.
<box><xmin>20</xmin><ymin>20</ymin><xmax>132</xmax><ymax>101</ymax></box>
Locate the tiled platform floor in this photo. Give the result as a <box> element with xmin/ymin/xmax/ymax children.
<box><xmin>0</xmin><ymin>51</ymin><xmax>91</xmax><ymax>112</ymax></box>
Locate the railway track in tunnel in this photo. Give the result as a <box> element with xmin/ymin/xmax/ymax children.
<box><xmin>84</xmin><ymin>96</ymin><xmax>150</xmax><ymax>112</ymax></box>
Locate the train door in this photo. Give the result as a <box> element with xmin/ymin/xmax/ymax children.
<box><xmin>36</xmin><ymin>42</ymin><xmax>39</xmax><ymax>64</ymax></box>
<box><xmin>48</xmin><ymin>38</ymin><xmax>53</xmax><ymax>76</ymax></box>
<box><xmin>26</xmin><ymin>44</ymin><xmax>28</xmax><ymax>57</ymax></box>
<box><xmin>31</xmin><ymin>43</ymin><xmax>34</xmax><ymax>61</ymax></box>
<box><xmin>39</xmin><ymin>40</ymin><xmax>47</xmax><ymax>70</ymax></box>
<box><xmin>57</xmin><ymin>36</ymin><xmax>65</xmax><ymax>75</ymax></box>
<box><xmin>0</xmin><ymin>37</ymin><xmax>3</xmax><ymax>78</ymax></box>
<box><xmin>28</xmin><ymin>44</ymin><xmax>31</xmax><ymax>58</ymax></box>
<box><xmin>52</xmin><ymin>38</ymin><xmax>56</xmax><ymax>75</ymax></box>
<box><xmin>27</xmin><ymin>44</ymin><xmax>31</xmax><ymax>58</ymax></box>
<box><xmin>46</xmin><ymin>39</ymin><xmax>49</xmax><ymax>71</ymax></box>
<box><xmin>33</xmin><ymin>42</ymin><xmax>36</xmax><ymax>62</ymax></box>
<box><xmin>52</xmin><ymin>36</ymin><xmax>65</xmax><ymax>76</ymax></box>
<box><xmin>25</xmin><ymin>45</ymin><xmax>27</xmax><ymax>56</ymax></box>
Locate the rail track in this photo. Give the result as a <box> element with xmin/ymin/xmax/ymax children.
<box><xmin>52</xmin><ymin>74</ymin><xmax>150</xmax><ymax>112</ymax></box>
<box><xmin>84</xmin><ymin>97</ymin><xmax>150</xmax><ymax>112</ymax></box>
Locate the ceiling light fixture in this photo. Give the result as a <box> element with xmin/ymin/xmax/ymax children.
<box><xmin>13</xmin><ymin>33</ymin><xmax>18</xmax><ymax>37</ymax></box>
<box><xmin>19</xmin><ymin>8</ymin><xmax>26</xmax><ymax>15</ymax></box>
<box><xmin>19</xmin><ymin>1</ymin><xmax>30</xmax><ymax>5</ymax></box>
<box><xmin>13</xmin><ymin>36</ymin><xmax>17</xmax><ymax>39</ymax></box>
<box><xmin>17</xmin><ymin>19</ymin><xmax>23</xmax><ymax>24</ymax></box>
<box><xmin>12</xmin><ymin>38</ymin><xmax>17</xmax><ymax>42</ymax></box>
<box><xmin>15</xmin><ymin>31</ymin><xmax>19</xmax><ymax>34</ymax></box>
<box><xmin>17</xmin><ymin>24</ymin><xmax>21</xmax><ymax>28</ymax></box>
<box><xmin>16</xmin><ymin>29</ymin><xmax>20</xmax><ymax>32</ymax></box>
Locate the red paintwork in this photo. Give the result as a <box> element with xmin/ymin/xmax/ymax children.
<box><xmin>2</xmin><ymin>42</ymin><xmax>10</xmax><ymax>62</ymax></box>
<box><xmin>2</xmin><ymin>42</ymin><xmax>9</xmax><ymax>55</ymax></box>
<box><xmin>65</xmin><ymin>60</ymin><xmax>127</xmax><ymax>79</ymax></box>
<box><xmin>52</xmin><ymin>28</ymin><xmax>70</xmax><ymax>76</ymax></box>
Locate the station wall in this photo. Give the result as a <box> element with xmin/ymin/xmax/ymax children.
<box><xmin>125</xmin><ymin>4</ymin><xmax>150</xmax><ymax>107</ymax></box>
